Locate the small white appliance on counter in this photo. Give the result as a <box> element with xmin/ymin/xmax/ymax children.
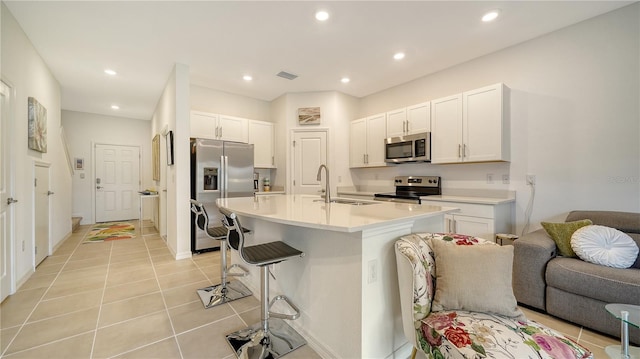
<box><xmin>374</xmin><ymin>175</ymin><xmax>441</xmax><ymax>204</ymax></box>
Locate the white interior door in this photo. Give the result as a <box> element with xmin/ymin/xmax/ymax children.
<box><xmin>34</xmin><ymin>164</ymin><xmax>50</xmax><ymax>265</ymax></box>
<box><xmin>0</xmin><ymin>81</ymin><xmax>15</xmax><ymax>302</ymax></box>
<box><xmin>95</xmin><ymin>144</ymin><xmax>140</xmax><ymax>222</ymax></box>
<box><xmin>292</xmin><ymin>130</ymin><xmax>327</xmax><ymax>195</ymax></box>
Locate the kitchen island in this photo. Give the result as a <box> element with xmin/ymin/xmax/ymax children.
<box><xmin>216</xmin><ymin>194</ymin><xmax>456</xmax><ymax>358</ymax></box>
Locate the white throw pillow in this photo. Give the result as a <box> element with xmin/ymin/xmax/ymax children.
<box><xmin>571</xmin><ymin>225</ymin><xmax>639</xmax><ymax>269</ymax></box>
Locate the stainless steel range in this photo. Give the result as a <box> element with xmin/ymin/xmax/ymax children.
<box><xmin>374</xmin><ymin>176</ymin><xmax>441</xmax><ymax>204</ymax></box>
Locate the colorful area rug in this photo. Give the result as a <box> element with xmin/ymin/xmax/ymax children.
<box><xmin>85</xmin><ymin>222</ymin><xmax>135</xmax><ymax>242</ymax></box>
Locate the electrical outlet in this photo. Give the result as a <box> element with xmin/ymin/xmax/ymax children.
<box><xmin>368</xmin><ymin>259</ymin><xmax>378</xmax><ymax>284</ymax></box>
<box><xmin>526</xmin><ymin>175</ymin><xmax>536</xmax><ymax>185</ymax></box>
<box><xmin>502</xmin><ymin>174</ymin><xmax>510</xmax><ymax>184</ymax></box>
<box><xmin>486</xmin><ymin>173</ymin><xmax>494</xmax><ymax>184</ymax></box>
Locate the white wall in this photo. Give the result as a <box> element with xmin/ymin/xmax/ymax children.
<box><xmin>61</xmin><ymin>110</ymin><xmax>152</xmax><ymax>225</ymax></box>
<box><xmin>356</xmin><ymin>4</ymin><xmax>640</xmax><ymax>234</ymax></box>
<box><xmin>270</xmin><ymin>91</ymin><xmax>360</xmax><ymax>194</ymax></box>
<box><xmin>1</xmin><ymin>3</ymin><xmax>71</xmax><ymax>285</ymax></box>
<box><xmin>191</xmin><ymin>85</ymin><xmax>270</xmax><ymax>121</ymax></box>
<box><xmin>151</xmin><ymin>63</ymin><xmax>191</xmax><ymax>260</ymax></box>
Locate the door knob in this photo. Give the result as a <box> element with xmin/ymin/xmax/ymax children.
<box><xmin>47</xmin><ymin>191</ymin><xmax>55</xmax><ymax>196</ymax></box>
<box><xmin>96</xmin><ymin>186</ymin><xmax>103</xmax><ymax>189</ymax></box>
<box><xmin>7</xmin><ymin>197</ymin><xmax>18</xmax><ymax>205</ymax></box>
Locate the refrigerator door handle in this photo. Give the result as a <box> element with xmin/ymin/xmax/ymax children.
<box><xmin>221</xmin><ymin>155</ymin><xmax>228</xmax><ymax>198</ymax></box>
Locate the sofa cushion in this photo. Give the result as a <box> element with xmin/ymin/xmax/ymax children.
<box><xmin>566</xmin><ymin>210</ymin><xmax>640</xmax><ymax>234</ymax></box>
<box><xmin>571</xmin><ymin>225</ymin><xmax>639</xmax><ymax>268</ymax></box>
<box><xmin>546</xmin><ymin>257</ymin><xmax>640</xmax><ymax>305</ymax></box>
<box><xmin>418</xmin><ymin>310</ymin><xmax>592</xmax><ymax>359</ymax></box>
<box><xmin>541</xmin><ymin>219</ymin><xmax>593</xmax><ymax>257</ymax></box>
<box><xmin>431</xmin><ymin>238</ymin><xmax>525</xmax><ymax>320</ymax></box>
<box><xmin>566</xmin><ymin>211</ymin><xmax>640</xmax><ymax>269</ymax></box>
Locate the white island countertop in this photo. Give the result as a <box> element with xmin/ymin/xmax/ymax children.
<box><xmin>217</xmin><ymin>194</ymin><xmax>457</xmax><ymax>233</ymax></box>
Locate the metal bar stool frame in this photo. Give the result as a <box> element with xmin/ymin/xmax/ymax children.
<box><xmin>190</xmin><ymin>199</ymin><xmax>252</xmax><ymax>308</ymax></box>
<box><xmin>220</xmin><ymin>208</ymin><xmax>307</xmax><ymax>359</ymax></box>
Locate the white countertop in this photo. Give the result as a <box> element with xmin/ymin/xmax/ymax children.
<box><xmin>217</xmin><ymin>194</ymin><xmax>456</xmax><ymax>233</ymax></box>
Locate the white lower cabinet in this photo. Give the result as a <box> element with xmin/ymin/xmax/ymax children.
<box><xmin>444</xmin><ymin>214</ymin><xmax>494</xmax><ymax>239</ymax></box>
<box><xmin>422</xmin><ymin>199</ymin><xmax>513</xmax><ymax>242</ymax></box>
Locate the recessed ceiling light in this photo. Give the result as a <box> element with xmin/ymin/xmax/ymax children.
<box><xmin>393</xmin><ymin>52</ymin><xmax>405</xmax><ymax>60</ymax></box>
<box><xmin>104</xmin><ymin>69</ymin><xmax>117</xmax><ymax>76</ymax></box>
<box><xmin>315</xmin><ymin>11</ymin><xmax>329</xmax><ymax>21</ymax></box>
<box><xmin>243</xmin><ymin>75</ymin><xmax>253</xmax><ymax>81</ymax></box>
<box><xmin>111</xmin><ymin>105</ymin><xmax>120</xmax><ymax>110</ymax></box>
<box><xmin>341</xmin><ymin>77</ymin><xmax>350</xmax><ymax>84</ymax></box>
<box><xmin>482</xmin><ymin>10</ymin><xmax>500</xmax><ymax>22</ymax></box>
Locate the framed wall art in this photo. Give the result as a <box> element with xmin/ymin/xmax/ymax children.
<box><xmin>152</xmin><ymin>134</ymin><xmax>160</xmax><ymax>181</ymax></box>
<box><xmin>28</xmin><ymin>97</ymin><xmax>47</xmax><ymax>152</ymax></box>
<box><xmin>74</xmin><ymin>157</ymin><xmax>84</xmax><ymax>170</ymax></box>
<box><xmin>166</xmin><ymin>130</ymin><xmax>174</xmax><ymax>166</ymax></box>
<box><xmin>298</xmin><ymin>107</ymin><xmax>321</xmax><ymax>125</ymax></box>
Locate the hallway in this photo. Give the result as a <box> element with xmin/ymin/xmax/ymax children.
<box><xmin>0</xmin><ymin>222</ymin><xmax>319</xmax><ymax>358</ymax></box>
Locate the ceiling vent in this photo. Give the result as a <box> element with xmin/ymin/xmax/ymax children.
<box><xmin>276</xmin><ymin>71</ymin><xmax>298</xmax><ymax>80</ymax></box>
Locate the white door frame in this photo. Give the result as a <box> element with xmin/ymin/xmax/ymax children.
<box><xmin>33</xmin><ymin>161</ymin><xmax>51</xmax><ymax>266</ymax></box>
<box><xmin>1</xmin><ymin>79</ymin><xmax>16</xmax><ymax>301</ymax></box>
<box><xmin>289</xmin><ymin>128</ymin><xmax>329</xmax><ymax>194</ymax></box>
<box><xmin>92</xmin><ymin>142</ymin><xmax>142</xmax><ymax>224</ymax></box>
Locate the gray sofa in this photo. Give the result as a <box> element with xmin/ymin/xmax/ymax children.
<box><xmin>513</xmin><ymin>210</ymin><xmax>640</xmax><ymax>345</ymax></box>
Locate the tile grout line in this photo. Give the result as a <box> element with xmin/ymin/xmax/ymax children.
<box><xmin>0</xmin><ymin>226</ymin><xmax>93</xmax><ymax>357</ymax></box>
<box><xmin>142</xmin><ymin>225</ymin><xmax>186</xmax><ymax>359</ymax></box>
<box><xmin>89</xmin><ymin>234</ymin><xmax>114</xmax><ymax>359</ymax></box>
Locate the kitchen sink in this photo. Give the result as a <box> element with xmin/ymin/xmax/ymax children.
<box><xmin>313</xmin><ymin>198</ymin><xmax>379</xmax><ymax>206</ymax></box>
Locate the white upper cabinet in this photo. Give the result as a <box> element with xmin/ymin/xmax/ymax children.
<box><xmin>190</xmin><ymin>111</ymin><xmax>218</xmax><ymax>140</ymax></box>
<box><xmin>248</xmin><ymin>120</ymin><xmax>275</xmax><ymax>168</ymax></box>
<box><xmin>386</xmin><ymin>102</ymin><xmax>431</xmax><ymax>137</ymax></box>
<box><xmin>463</xmin><ymin>84</ymin><xmax>508</xmax><ymax>163</ymax></box>
<box><xmin>349</xmin><ymin>118</ymin><xmax>367</xmax><ymax>168</ymax></box>
<box><xmin>218</xmin><ymin>115</ymin><xmax>249</xmax><ymax>143</ymax></box>
<box><xmin>431</xmin><ymin>94</ymin><xmax>463</xmax><ymax>163</ymax></box>
<box><xmin>385</xmin><ymin>108</ymin><xmax>407</xmax><ymax>137</ymax></box>
<box><xmin>406</xmin><ymin>101</ymin><xmax>431</xmax><ymax>134</ymax></box>
<box><xmin>431</xmin><ymin>83</ymin><xmax>509</xmax><ymax>164</ymax></box>
<box><xmin>190</xmin><ymin>111</ymin><xmax>249</xmax><ymax>143</ymax></box>
<box><xmin>350</xmin><ymin>113</ymin><xmax>388</xmax><ymax>168</ymax></box>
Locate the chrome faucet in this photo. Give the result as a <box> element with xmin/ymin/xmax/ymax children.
<box><xmin>316</xmin><ymin>164</ymin><xmax>331</xmax><ymax>203</ymax></box>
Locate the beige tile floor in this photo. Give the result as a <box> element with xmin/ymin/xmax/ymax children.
<box><xmin>0</xmin><ymin>222</ymin><xmax>320</xmax><ymax>359</ymax></box>
<box><xmin>0</xmin><ymin>222</ymin><xmax>620</xmax><ymax>358</ymax></box>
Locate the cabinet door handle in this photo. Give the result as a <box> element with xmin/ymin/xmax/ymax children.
<box><xmin>463</xmin><ymin>144</ymin><xmax>468</xmax><ymax>158</ymax></box>
<box><xmin>405</xmin><ymin>120</ymin><xmax>409</xmax><ymax>134</ymax></box>
<box><xmin>219</xmin><ymin>127</ymin><xmax>223</xmax><ymax>138</ymax></box>
<box><xmin>458</xmin><ymin>144</ymin><xmax>462</xmax><ymax>158</ymax></box>
<box><xmin>272</xmin><ymin>156</ymin><xmax>274</xmax><ymax>166</ymax></box>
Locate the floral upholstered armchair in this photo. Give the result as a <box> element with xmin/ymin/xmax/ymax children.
<box><xmin>395</xmin><ymin>233</ymin><xmax>593</xmax><ymax>359</ymax></box>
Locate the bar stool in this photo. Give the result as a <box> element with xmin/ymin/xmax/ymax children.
<box><xmin>220</xmin><ymin>208</ymin><xmax>307</xmax><ymax>359</ymax></box>
<box><xmin>190</xmin><ymin>199</ymin><xmax>252</xmax><ymax>308</ymax></box>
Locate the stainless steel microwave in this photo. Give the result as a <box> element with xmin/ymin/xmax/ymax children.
<box><xmin>384</xmin><ymin>132</ymin><xmax>431</xmax><ymax>163</ymax></box>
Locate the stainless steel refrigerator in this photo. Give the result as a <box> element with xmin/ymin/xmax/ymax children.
<box><xmin>190</xmin><ymin>138</ymin><xmax>254</xmax><ymax>253</ymax></box>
